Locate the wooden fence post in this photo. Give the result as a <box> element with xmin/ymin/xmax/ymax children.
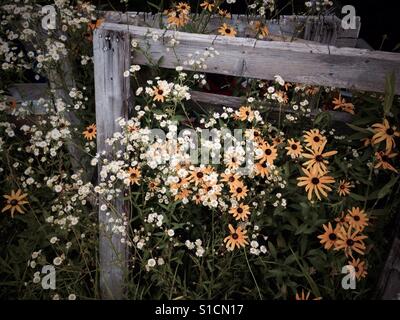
<box><xmin>93</xmin><ymin>28</ymin><xmax>131</xmax><ymax>299</ymax></box>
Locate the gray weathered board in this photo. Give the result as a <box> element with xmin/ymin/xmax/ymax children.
<box><xmin>100</xmin><ymin>22</ymin><xmax>400</xmax><ymax>94</ymax></box>
<box><xmin>92</xmin><ymin>14</ymin><xmax>400</xmax><ymax>300</ymax></box>
<box><xmin>93</xmin><ymin>30</ymin><xmax>131</xmax><ymax>299</ymax></box>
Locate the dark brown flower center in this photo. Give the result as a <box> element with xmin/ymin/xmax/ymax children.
<box><xmin>382</xmin><ymin>155</ymin><xmax>389</xmax><ymax>162</ymax></box>
<box><xmin>10</xmin><ymin>199</ymin><xmax>18</xmax><ymax>206</ymax></box>
<box><xmin>355</xmin><ymin>266</ymin><xmax>359</xmax><ymax>272</ymax></box>
<box><xmin>315</xmin><ymin>155</ymin><xmax>324</xmax><ymax>162</ymax></box>
<box><xmin>236</xmin><ymin>187</ymin><xmax>243</xmax><ymax>193</ymax></box>
<box><xmin>237</xmin><ymin>208</ymin><xmax>243</xmax><ymax>214</ymax></box>
<box><xmin>197</xmin><ymin>172</ymin><xmax>204</xmax><ymax>179</ymax></box>
<box><xmin>157</xmin><ymin>89</ymin><xmax>164</xmax><ymax>95</ymax></box>
<box><xmin>225</xmin><ymin>28</ymin><xmax>231</xmax><ymax>34</ymax></box>
<box><xmin>354</xmin><ymin>215</ymin><xmax>360</xmax><ymax>222</ymax></box>
<box><xmin>229</xmin><ymin>176</ymin><xmax>235</xmax><ymax>182</ymax></box>
<box><xmin>386</xmin><ymin>128</ymin><xmax>394</xmax><ymax>136</ymax></box>
<box><xmin>340</xmin><ymin>185</ymin><xmax>346</xmax><ymax>190</ymax></box>
<box><xmin>291</xmin><ymin>144</ymin><xmax>298</xmax><ymax>150</ymax></box>
<box><xmin>131</xmin><ymin>173</ymin><xmax>137</xmax><ymax>178</ymax></box>
<box><xmin>262</xmin><ymin>162</ymin><xmax>268</xmax><ymax>168</ymax></box>
<box><xmin>232</xmin><ymin>233</ymin><xmax>239</xmax><ymax>240</ymax></box>
<box><xmin>88</xmin><ymin>128</ymin><xmax>93</xmax><ymax>133</ymax></box>
<box><xmin>313</xmin><ymin>136</ymin><xmax>320</xmax><ymax>142</ymax></box>
<box><xmin>346</xmin><ymin>239</ymin><xmax>354</xmax><ymax>246</ymax></box>
<box><xmin>311</xmin><ymin>178</ymin><xmax>320</xmax><ymax>185</ymax></box>
<box><xmin>329</xmin><ymin>233</ymin><xmax>337</xmax><ymax>241</ymax></box>
<box><xmin>265</xmin><ymin>149</ymin><xmax>272</xmax><ymax>156</ymax></box>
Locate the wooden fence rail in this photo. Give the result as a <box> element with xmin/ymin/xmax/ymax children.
<box><xmin>100</xmin><ymin>22</ymin><xmax>400</xmax><ymax>95</ymax></box>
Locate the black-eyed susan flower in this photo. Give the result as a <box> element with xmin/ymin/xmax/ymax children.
<box><xmin>244</xmin><ymin>128</ymin><xmax>263</xmax><ymax>143</ymax></box>
<box><xmin>337</xmin><ymin>180</ymin><xmax>353</xmax><ymax>197</ymax></box>
<box><xmin>348</xmin><ymin>258</ymin><xmax>368</xmax><ymax>280</ymax></box>
<box><xmin>170</xmin><ymin>177</ymin><xmax>191</xmax><ymax>191</ymax></box>
<box><xmin>224</xmin><ymin>224</ymin><xmax>249</xmax><ymax>250</ymax></box>
<box><xmin>152</xmin><ymin>83</ymin><xmax>169</xmax><ymax>102</ymax></box>
<box><xmin>345</xmin><ymin>207</ymin><xmax>369</xmax><ymax>231</ymax></box>
<box><xmin>148</xmin><ymin>180</ymin><xmax>159</xmax><ymax>191</ymax></box>
<box><xmin>255</xmin><ymin>160</ymin><xmax>270</xmax><ymax>178</ymax></box>
<box><xmin>229</xmin><ymin>203</ymin><xmax>250</xmax><ymax>221</ymax></box>
<box><xmin>272</xmin><ymin>135</ymin><xmax>285</xmax><ymax>147</ymax></box>
<box><xmin>297</xmin><ymin>167</ymin><xmax>335</xmax><ymax>201</ymax></box>
<box><xmin>295</xmin><ymin>289</ymin><xmax>322</xmax><ymax>300</ymax></box>
<box><xmin>229</xmin><ymin>181</ymin><xmax>248</xmax><ymax>201</ymax></box>
<box><xmin>256</xmin><ymin>141</ymin><xmax>278</xmax><ymax>165</ymax></box>
<box><xmin>303</xmin><ymin>129</ymin><xmax>326</xmax><ymax>150</ymax></box>
<box><xmin>276</xmin><ymin>90</ymin><xmax>289</xmax><ymax>104</ymax></box>
<box><xmin>200</xmin><ymin>1</ymin><xmax>215</xmax><ymax>12</ymax></box>
<box><xmin>220</xmin><ymin>172</ymin><xmax>242</xmax><ymax>189</ymax></box>
<box><xmin>235</xmin><ymin>106</ymin><xmax>254</xmax><ymax>121</ymax></box>
<box><xmin>83</xmin><ymin>124</ymin><xmax>97</xmax><ymax>141</ymax></box>
<box><xmin>167</xmin><ymin>9</ymin><xmax>190</xmax><ymax>27</ymax></box>
<box><xmin>335</xmin><ymin>211</ymin><xmax>348</xmax><ymax>228</ymax></box>
<box><xmin>218</xmin><ymin>9</ymin><xmax>231</xmax><ymax>18</ymax></box>
<box><xmin>302</xmin><ymin>140</ymin><xmax>337</xmax><ymax>175</ymax></box>
<box><xmin>175</xmin><ymin>188</ymin><xmax>192</xmax><ymax>201</ymax></box>
<box><xmin>190</xmin><ymin>167</ymin><xmax>208</xmax><ymax>186</ymax></box>
<box><xmin>332</xmin><ymin>96</ymin><xmax>355</xmax><ymax>114</ymax></box>
<box><xmin>192</xmin><ymin>193</ymin><xmax>202</xmax><ymax>205</ymax></box>
<box><xmin>128</xmin><ymin>167</ymin><xmax>141</xmax><ymax>185</ymax></box>
<box><xmin>335</xmin><ymin>226</ymin><xmax>367</xmax><ymax>257</ymax></box>
<box><xmin>225</xmin><ymin>154</ymin><xmax>241</xmax><ymax>170</ymax></box>
<box><xmin>253</xmin><ymin>21</ymin><xmax>269</xmax><ymax>39</ymax></box>
<box><xmin>317</xmin><ymin>222</ymin><xmax>340</xmax><ymax>250</ymax></box>
<box><xmin>374</xmin><ymin>150</ymin><xmax>398</xmax><ymax>173</ymax></box>
<box><xmin>305</xmin><ymin>86</ymin><xmax>319</xmax><ymax>96</ymax></box>
<box><xmin>285</xmin><ymin>138</ymin><xmax>303</xmax><ymax>159</ymax></box>
<box><xmin>201</xmin><ymin>182</ymin><xmax>221</xmax><ymax>197</ymax></box>
<box><xmin>2</xmin><ymin>189</ymin><xmax>29</xmax><ymax>218</ymax></box>
<box><xmin>371</xmin><ymin>119</ymin><xmax>400</xmax><ymax>152</ymax></box>
<box><xmin>218</xmin><ymin>23</ymin><xmax>237</xmax><ymax>37</ymax></box>
<box><xmin>176</xmin><ymin>2</ymin><xmax>191</xmax><ymax>13</ymax></box>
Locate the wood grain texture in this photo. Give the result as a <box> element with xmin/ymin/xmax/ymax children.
<box><xmin>100</xmin><ymin>23</ymin><xmax>400</xmax><ymax>94</ymax></box>
<box><xmin>93</xmin><ymin>29</ymin><xmax>131</xmax><ymax>299</ymax></box>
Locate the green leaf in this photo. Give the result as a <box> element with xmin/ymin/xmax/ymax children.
<box><xmin>384</xmin><ymin>72</ymin><xmax>396</xmax><ymax>116</ymax></box>
<box><xmin>289</xmin><ymin>247</ymin><xmax>321</xmax><ymax>298</ymax></box>
<box><xmin>377</xmin><ymin>176</ymin><xmax>399</xmax><ymax>199</ymax></box>
<box><xmin>147</xmin><ymin>1</ymin><xmax>162</xmax><ymax>11</ymax></box>
<box><xmin>349</xmin><ymin>193</ymin><xmax>367</xmax><ymax>201</ymax></box>
<box><xmin>268</xmin><ymin>241</ymin><xmax>277</xmax><ymax>258</ymax></box>
<box><xmin>346</xmin><ymin>123</ymin><xmax>371</xmax><ymax>134</ymax></box>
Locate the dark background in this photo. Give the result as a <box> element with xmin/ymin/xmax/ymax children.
<box><xmin>94</xmin><ymin>0</ymin><xmax>399</xmax><ymax>51</ymax></box>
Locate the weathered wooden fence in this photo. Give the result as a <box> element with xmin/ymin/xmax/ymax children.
<box><xmin>93</xmin><ymin>12</ymin><xmax>400</xmax><ymax>299</ymax></box>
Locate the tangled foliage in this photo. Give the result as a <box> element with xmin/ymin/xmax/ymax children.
<box><xmin>0</xmin><ymin>0</ymin><xmax>399</xmax><ymax>300</ymax></box>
